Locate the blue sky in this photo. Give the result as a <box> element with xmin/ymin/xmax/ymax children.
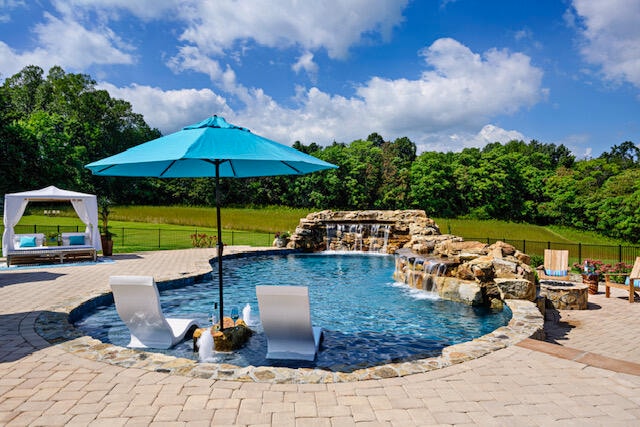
<box><xmin>1</xmin><ymin>0</ymin><xmax>639</xmax><ymax>158</ymax></box>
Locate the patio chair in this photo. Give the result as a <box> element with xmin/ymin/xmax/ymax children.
<box><xmin>109</xmin><ymin>275</ymin><xmax>198</xmax><ymax>349</ymax></box>
<box><xmin>538</xmin><ymin>249</ymin><xmax>570</xmax><ymax>281</ymax></box>
<box><xmin>256</xmin><ymin>285</ymin><xmax>323</xmax><ymax>361</ymax></box>
<box><xmin>605</xmin><ymin>257</ymin><xmax>640</xmax><ymax>303</ymax></box>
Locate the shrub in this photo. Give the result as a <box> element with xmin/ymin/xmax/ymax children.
<box><xmin>191</xmin><ymin>233</ymin><xmax>216</xmax><ymax>248</ymax></box>
<box><xmin>601</xmin><ymin>261</ymin><xmax>634</xmax><ymax>284</ymax></box>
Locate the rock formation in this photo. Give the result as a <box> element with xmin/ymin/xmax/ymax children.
<box><xmin>289</xmin><ymin>209</ymin><xmax>439</xmax><ymax>253</ymax></box>
<box><xmin>288</xmin><ymin>210</ymin><xmax>536</xmax><ymax>308</ymax></box>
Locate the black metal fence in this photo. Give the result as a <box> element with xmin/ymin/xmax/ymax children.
<box><xmin>2</xmin><ymin>225</ymin><xmax>275</xmax><ymax>252</ymax></box>
<box><xmin>2</xmin><ymin>225</ymin><xmax>639</xmax><ymax>266</ymax></box>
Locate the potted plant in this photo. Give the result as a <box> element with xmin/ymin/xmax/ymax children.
<box><xmin>46</xmin><ymin>231</ymin><xmax>59</xmax><ymax>246</ymax></box>
<box><xmin>273</xmin><ymin>231</ymin><xmax>290</xmax><ymax>248</ymax></box>
<box><xmin>575</xmin><ymin>259</ymin><xmax>603</xmax><ymax>295</ymax></box>
<box><xmin>99</xmin><ymin>197</ymin><xmax>114</xmax><ymax>256</ymax></box>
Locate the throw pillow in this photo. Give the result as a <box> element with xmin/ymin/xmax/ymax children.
<box><xmin>19</xmin><ymin>236</ymin><xmax>37</xmax><ymax>248</ymax></box>
<box><xmin>69</xmin><ymin>235</ymin><xmax>85</xmax><ymax>245</ymax></box>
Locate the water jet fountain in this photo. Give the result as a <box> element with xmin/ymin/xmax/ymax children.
<box><xmin>197</xmin><ymin>327</ymin><xmax>215</xmax><ymax>362</ymax></box>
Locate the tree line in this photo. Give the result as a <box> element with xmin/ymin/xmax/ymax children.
<box><xmin>2</xmin><ymin>66</ymin><xmax>639</xmax><ymax>243</ymax></box>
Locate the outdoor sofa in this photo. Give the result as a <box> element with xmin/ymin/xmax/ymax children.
<box><xmin>6</xmin><ymin>232</ymin><xmax>97</xmax><ymax>266</ymax></box>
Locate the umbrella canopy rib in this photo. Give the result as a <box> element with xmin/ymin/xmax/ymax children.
<box><xmin>281</xmin><ymin>161</ymin><xmax>303</xmax><ymax>174</ymax></box>
<box><xmin>160</xmin><ymin>160</ymin><xmax>177</xmax><ymax>177</ymax></box>
<box><xmin>202</xmin><ymin>159</ymin><xmax>234</xmax><ymax>177</ymax></box>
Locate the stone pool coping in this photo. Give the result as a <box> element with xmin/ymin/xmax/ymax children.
<box><xmin>35</xmin><ymin>249</ymin><xmax>545</xmax><ymax>384</ymax></box>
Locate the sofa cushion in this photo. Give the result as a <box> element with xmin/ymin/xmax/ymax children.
<box><xmin>544</xmin><ymin>269</ymin><xmax>567</xmax><ymax>277</ymax></box>
<box><xmin>624</xmin><ymin>277</ymin><xmax>640</xmax><ymax>287</ymax></box>
<box><xmin>19</xmin><ymin>236</ymin><xmax>37</xmax><ymax>248</ymax></box>
<box><xmin>69</xmin><ymin>235</ymin><xmax>85</xmax><ymax>245</ymax></box>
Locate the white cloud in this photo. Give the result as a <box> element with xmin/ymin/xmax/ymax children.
<box><xmin>0</xmin><ymin>11</ymin><xmax>134</xmax><ymax>76</ymax></box>
<box><xmin>571</xmin><ymin>0</ymin><xmax>640</xmax><ymax>88</ymax></box>
<box><xmin>98</xmin><ymin>82</ymin><xmax>233</xmax><ymax>133</ymax></box>
<box><xmin>176</xmin><ymin>0</ymin><xmax>408</xmax><ymax>59</ymax></box>
<box><xmin>407</xmin><ymin>125</ymin><xmax>525</xmax><ymax>153</ymax></box>
<box><xmin>477</xmin><ymin>124</ymin><xmax>526</xmax><ymax>145</ymax></box>
<box><xmin>52</xmin><ymin>0</ymin><xmax>408</xmax><ymax>60</ymax></box>
<box><xmin>35</xmin><ymin>12</ymin><xmax>134</xmax><ymax>68</ymax></box>
<box><xmin>292</xmin><ymin>51</ymin><xmax>319</xmax><ymax>83</ymax></box>
<box><xmin>226</xmin><ymin>39</ymin><xmax>544</xmax><ymax>153</ymax></box>
<box><xmin>0</xmin><ymin>42</ymin><xmax>44</xmax><ymax>77</ymax></box>
<box><xmin>514</xmin><ymin>28</ymin><xmax>531</xmax><ymax>41</ymax></box>
<box><xmin>354</xmin><ymin>38</ymin><xmax>543</xmax><ymax>133</ymax></box>
<box><xmin>166</xmin><ymin>0</ymin><xmax>408</xmax><ymax>93</ymax></box>
<box><xmin>167</xmin><ymin>46</ymin><xmax>225</xmax><ymax>82</ymax></box>
<box><xmin>101</xmin><ymin>39</ymin><xmax>545</xmax><ymax>151</ymax></box>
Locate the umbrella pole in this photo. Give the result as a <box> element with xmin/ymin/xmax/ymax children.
<box><xmin>215</xmin><ymin>163</ymin><xmax>225</xmax><ymax>331</ymax></box>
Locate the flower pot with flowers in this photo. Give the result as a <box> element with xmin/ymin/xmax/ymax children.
<box><xmin>273</xmin><ymin>231</ymin><xmax>290</xmax><ymax>248</ymax></box>
<box><xmin>575</xmin><ymin>259</ymin><xmax>603</xmax><ymax>295</ymax></box>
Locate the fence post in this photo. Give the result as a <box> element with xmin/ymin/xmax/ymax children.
<box><xmin>547</xmin><ymin>241</ymin><xmax>551</xmax><ymax>249</ymax></box>
<box><xmin>33</xmin><ymin>224</ymin><xmax>37</xmax><ymax>233</ymax></box>
<box><xmin>578</xmin><ymin>243</ymin><xmax>582</xmax><ymax>264</ymax></box>
<box><xmin>121</xmin><ymin>227</ymin><xmax>124</xmax><ymax>247</ymax></box>
<box><xmin>231</xmin><ymin>230</ymin><xmax>234</xmax><ymax>245</ymax></box>
<box><xmin>158</xmin><ymin>228</ymin><xmax>161</xmax><ymax>249</ymax></box>
<box><xmin>523</xmin><ymin>239</ymin><xmax>526</xmax><ymax>253</ymax></box>
<box><xmin>619</xmin><ymin>245</ymin><xmax>622</xmax><ymax>263</ymax></box>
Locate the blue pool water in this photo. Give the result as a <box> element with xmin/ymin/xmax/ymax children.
<box><xmin>74</xmin><ymin>253</ymin><xmax>511</xmax><ymax>371</ymax></box>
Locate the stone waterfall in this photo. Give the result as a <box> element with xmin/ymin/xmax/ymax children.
<box><xmin>325</xmin><ymin>223</ymin><xmax>391</xmax><ymax>253</ymax></box>
<box><xmin>289</xmin><ymin>210</ymin><xmax>440</xmax><ymax>254</ymax></box>
<box><xmin>399</xmin><ymin>257</ymin><xmax>449</xmax><ymax>293</ymax></box>
<box><xmin>285</xmin><ymin>210</ymin><xmax>539</xmax><ymax>310</ymax></box>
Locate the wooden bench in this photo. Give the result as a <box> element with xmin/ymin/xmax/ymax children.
<box><xmin>605</xmin><ymin>256</ymin><xmax>640</xmax><ymax>303</ymax></box>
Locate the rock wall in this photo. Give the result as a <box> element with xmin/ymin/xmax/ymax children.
<box><xmin>394</xmin><ymin>240</ymin><xmax>536</xmax><ymax>309</ymax></box>
<box><xmin>289</xmin><ymin>210</ymin><xmax>537</xmax><ymax>308</ymax></box>
<box><xmin>289</xmin><ymin>209</ymin><xmax>439</xmax><ymax>253</ymax></box>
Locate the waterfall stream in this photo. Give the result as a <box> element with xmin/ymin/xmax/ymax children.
<box><xmin>324</xmin><ymin>223</ymin><xmax>391</xmax><ymax>254</ymax></box>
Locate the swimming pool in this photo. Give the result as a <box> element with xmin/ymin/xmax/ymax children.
<box><xmin>74</xmin><ymin>253</ymin><xmax>512</xmax><ymax>372</ymax></box>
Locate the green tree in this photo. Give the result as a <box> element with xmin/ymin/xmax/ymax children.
<box><xmin>3</xmin><ymin>65</ymin><xmax>45</xmax><ymax>116</ymax></box>
<box><xmin>599</xmin><ymin>141</ymin><xmax>640</xmax><ymax>169</ymax></box>
<box><xmin>584</xmin><ymin>169</ymin><xmax>640</xmax><ymax>242</ymax></box>
<box><xmin>377</xmin><ymin>136</ymin><xmax>416</xmax><ymax>209</ymax></box>
<box><xmin>2</xmin><ymin>65</ymin><xmax>159</xmax><ymax>201</ymax></box>
<box><xmin>410</xmin><ymin>151</ymin><xmax>459</xmax><ymax>217</ymax></box>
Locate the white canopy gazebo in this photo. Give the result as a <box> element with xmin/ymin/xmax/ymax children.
<box><xmin>2</xmin><ymin>185</ymin><xmax>102</xmax><ymax>257</ymax></box>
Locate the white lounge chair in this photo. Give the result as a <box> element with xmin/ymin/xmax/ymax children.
<box><xmin>256</xmin><ymin>285</ymin><xmax>323</xmax><ymax>361</ymax></box>
<box><xmin>109</xmin><ymin>275</ymin><xmax>198</xmax><ymax>349</ymax></box>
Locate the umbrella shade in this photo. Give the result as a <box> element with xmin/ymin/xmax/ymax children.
<box><xmin>86</xmin><ymin>115</ymin><xmax>337</xmax><ymax>334</ymax></box>
<box><xmin>86</xmin><ymin>116</ymin><xmax>336</xmax><ymax>177</ymax></box>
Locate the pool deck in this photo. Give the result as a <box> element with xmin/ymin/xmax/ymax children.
<box><xmin>1</xmin><ymin>248</ymin><xmax>640</xmax><ymax>426</ymax></box>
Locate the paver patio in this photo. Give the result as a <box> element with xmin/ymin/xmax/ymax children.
<box><xmin>1</xmin><ymin>248</ymin><xmax>640</xmax><ymax>426</ymax></box>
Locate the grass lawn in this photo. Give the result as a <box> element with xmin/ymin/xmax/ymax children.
<box><xmin>435</xmin><ymin>218</ymin><xmax>630</xmax><ymax>246</ymax></box>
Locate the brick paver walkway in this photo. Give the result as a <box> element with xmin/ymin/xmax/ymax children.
<box><xmin>1</xmin><ymin>248</ymin><xmax>640</xmax><ymax>426</ymax></box>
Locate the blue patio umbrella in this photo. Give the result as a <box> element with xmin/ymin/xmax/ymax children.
<box><xmin>86</xmin><ymin>115</ymin><xmax>337</xmax><ymax>330</ymax></box>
